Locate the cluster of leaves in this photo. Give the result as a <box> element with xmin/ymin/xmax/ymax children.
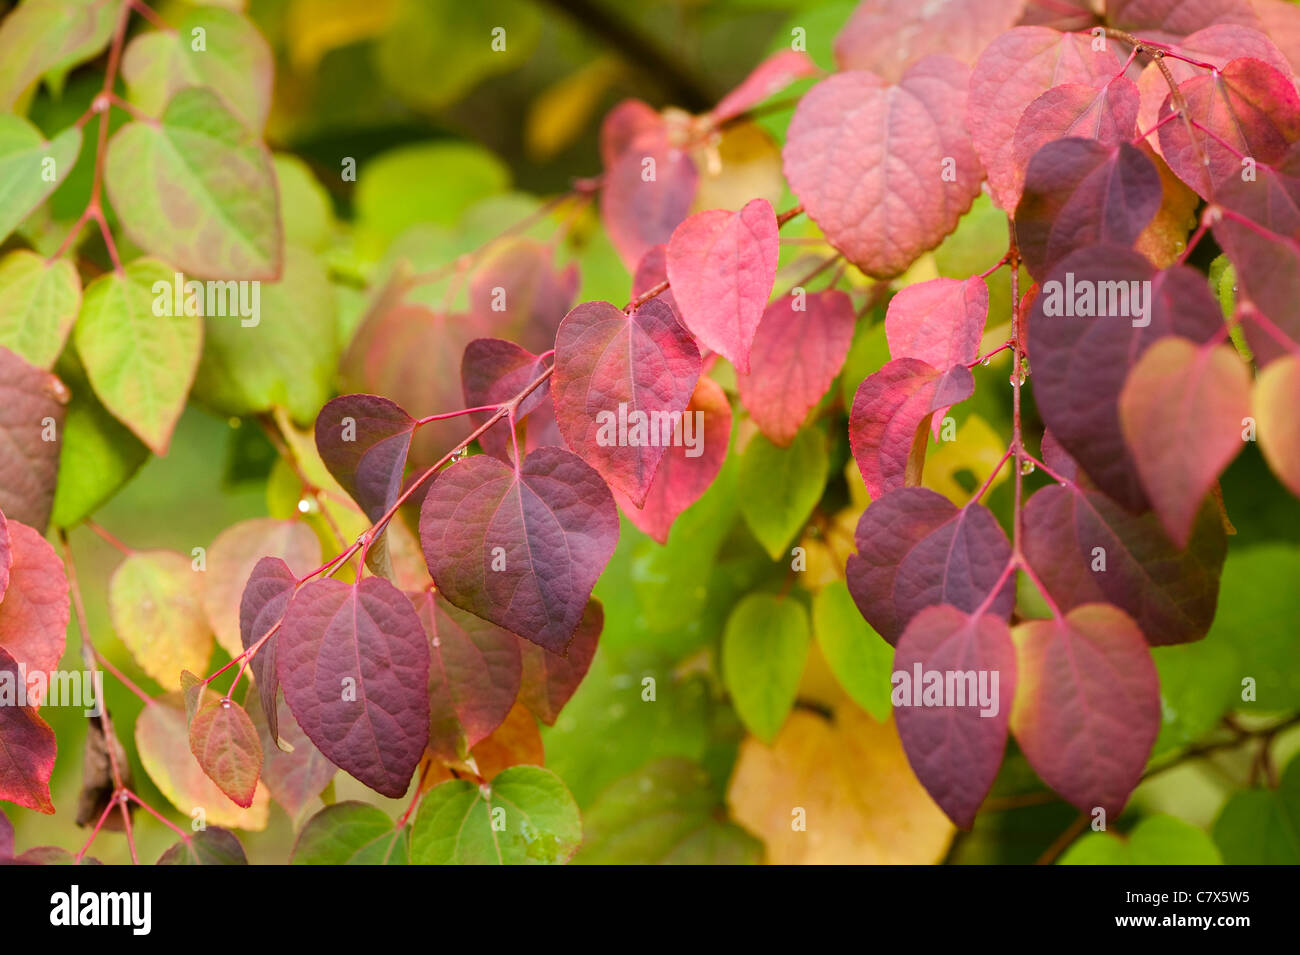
<box><xmin>2</xmin><ymin>0</ymin><xmax>1300</xmax><ymax>866</ymax></box>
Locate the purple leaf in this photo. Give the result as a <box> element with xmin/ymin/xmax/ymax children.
<box><xmin>517</xmin><ymin>599</ymin><xmax>603</xmax><ymax>725</ymax></box>
<box><xmin>239</xmin><ymin>556</ymin><xmax>297</xmax><ymax>742</ymax></box>
<box><xmin>0</xmin><ymin>347</ymin><xmax>68</xmax><ymax>532</ymax></box>
<box><xmin>315</xmin><ymin>394</ymin><xmax>415</xmax><ymax>522</ymax></box>
<box><xmin>461</xmin><ymin>337</ymin><xmax>551</xmax><ymax>462</ymax></box>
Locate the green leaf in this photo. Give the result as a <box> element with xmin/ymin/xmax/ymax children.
<box><xmin>291</xmin><ymin>802</ymin><xmax>407</xmax><ymax>865</ymax></box>
<box><xmin>191</xmin><ymin>245</ymin><xmax>339</xmax><ymax>422</ymax></box>
<box><xmin>722</xmin><ymin>593</ymin><xmax>810</xmax><ymax>742</ymax></box>
<box><xmin>738</xmin><ymin>426</ymin><xmax>828</xmax><ymax>559</ymax></box>
<box><xmin>813</xmin><ymin>580</ymin><xmax>892</xmax><ymax>720</ymax></box>
<box><xmin>274</xmin><ymin>154</ymin><xmax>334</xmax><ymax>251</ymax></box>
<box><xmin>574</xmin><ymin>757</ymin><xmax>761</xmax><ymax>864</ymax></box>
<box><xmin>74</xmin><ymin>257</ymin><xmax>201</xmax><ymax>455</ymax></box>
<box><xmin>105</xmin><ymin>87</ymin><xmax>281</xmax><ymax>279</ymax></box>
<box><xmin>410</xmin><ymin>766</ymin><xmax>582</xmax><ymax>865</ymax></box>
<box><xmin>1213</xmin><ymin>754</ymin><xmax>1300</xmax><ymax>864</ymax></box>
<box><xmin>0</xmin><ymin>116</ymin><xmax>81</xmax><ymax>244</ymax></box>
<box><xmin>0</xmin><ymin>250</ymin><xmax>79</xmax><ymax>368</ymax></box>
<box><xmin>0</xmin><ymin>0</ymin><xmax>116</xmax><ymax>109</ymax></box>
<box><xmin>49</xmin><ymin>353</ymin><xmax>149</xmax><ymax>528</ymax></box>
<box><xmin>122</xmin><ymin>6</ymin><xmax>273</xmax><ymax>131</ymax></box>
<box><xmin>1060</xmin><ymin>814</ymin><xmax>1222</xmax><ymax>864</ymax></box>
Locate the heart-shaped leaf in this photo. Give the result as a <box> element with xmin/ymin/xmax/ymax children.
<box><xmin>157</xmin><ymin>826</ymin><xmax>249</xmax><ymax>865</ymax></box>
<box><xmin>601</xmin><ymin>126</ymin><xmax>698</xmax><ymax>270</ymax></box>
<box><xmin>291</xmin><ymin>801</ymin><xmax>405</xmax><ymax>865</ymax></box>
<box><xmin>0</xmin><ymin>346</ymin><xmax>68</xmax><ymax>532</ymax></box>
<box><xmin>722</xmin><ymin>594</ymin><xmax>810</xmax><ymax>743</ymax></box>
<box><xmin>110</xmin><ymin>550</ymin><xmax>213</xmax><ymax>688</ymax></box>
<box><xmin>738</xmin><ymin>426</ymin><xmax>828</xmax><ymax>560</ymax></box>
<box><xmin>0</xmin><ymin>116</ymin><xmax>80</xmax><ymax>244</ymax></box>
<box><xmin>0</xmin><ymin>251</ymin><xmax>80</xmax><ymax>370</ymax></box>
<box><xmin>884</xmin><ymin>277</ymin><xmax>988</xmax><ymax>372</ymax></box>
<box><xmin>315</xmin><ymin>394</ymin><xmax>416</xmax><ymax>521</ymax></box>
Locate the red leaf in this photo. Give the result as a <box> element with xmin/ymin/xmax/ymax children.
<box><xmin>239</xmin><ymin>556</ymin><xmax>297</xmax><ymax>742</ymax></box>
<box><xmin>0</xmin><ymin>347</ymin><xmax>68</xmax><ymax>533</ymax></box>
<box><xmin>1022</xmin><ymin>484</ymin><xmax>1226</xmax><ymax>645</ymax></box>
<box><xmin>0</xmin><ymin>518</ymin><xmax>68</xmax><ymax>708</ymax></box>
<box><xmin>884</xmin><ymin>277</ymin><xmax>988</xmax><ymax>372</ymax></box>
<box><xmin>712</xmin><ymin>50</ymin><xmax>818</xmax><ymax>122</ymax></box>
<box><xmin>600</xmin><ymin>99</ymin><xmax>662</xmax><ymax>169</ymax></box>
<box><xmin>833</xmin><ymin>0</ymin><xmax>1025</xmax><ymax>81</ymax></box>
<box><xmin>738</xmin><ymin>290</ymin><xmax>855</xmax><ymax>447</ymax></box>
<box><xmin>967</xmin><ymin>27</ymin><xmax>1121</xmax><ymax>210</ymax></box>
<box><xmin>0</xmin><ymin>646</ymin><xmax>56</xmax><ymax>813</ymax></box>
<box><xmin>613</xmin><ymin>375</ymin><xmax>731</xmax><ymax>543</ymax></box>
<box><xmin>189</xmin><ymin>695</ymin><xmax>263</xmax><ymax>808</ymax></box>
<box><xmin>517</xmin><ymin>599</ymin><xmax>603</xmax><ymax>725</ymax></box>
<box><xmin>419</xmin><ymin>445</ymin><xmax>619</xmax><ymax>653</ymax></box>
<box><xmin>553</xmin><ymin>299</ymin><xmax>701</xmax><ymax>504</ymax></box>
<box><xmin>664</xmin><ymin>198</ymin><xmax>778</xmax><ymax>373</ymax></box>
<box><xmin>846</xmin><ymin>488</ymin><xmax>1015</xmax><ymax>645</ymax></box>
<box><xmin>849</xmin><ymin>358</ymin><xmax>975</xmax><ymax>499</ymax></box>
<box><xmin>461</xmin><ymin>338</ymin><xmax>551</xmax><ymax>462</ymax></box>
<box><xmin>601</xmin><ymin>127</ymin><xmax>698</xmax><ymax>270</ymax></box>
<box><xmin>1119</xmin><ymin>337</ymin><xmax>1252</xmax><ymax>547</ymax></box>
<box><xmin>1028</xmin><ymin>245</ymin><xmax>1224</xmax><ymax>511</ymax></box>
<box><xmin>410</xmin><ymin>589</ymin><xmax>521</xmax><ymax>760</ymax></box>
<box><xmin>1015</xmin><ymin>138</ymin><xmax>1163</xmax><ymax>280</ymax></box>
<box><xmin>893</xmin><ymin>605</ymin><xmax>1017</xmax><ymax>828</ymax></box>
<box><xmin>277</xmin><ymin>576</ymin><xmax>431</xmax><ymax>798</ymax></box>
<box><xmin>1010</xmin><ymin>604</ymin><xmax>1160</xmax><ymax>817</ymax></box>
<box><xmin>1008</xmin><ymin>76</ymin><xmax>1140</xmax><ymax>212</ymax></box>
<box><xmin>784</xmin><ymin>57</ymin><xmax>983</xmax><ymax>277</ymax></box>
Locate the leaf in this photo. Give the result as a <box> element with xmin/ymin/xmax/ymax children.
<box><xmin>419</xmin><ymin>445</ymin><xmax>619</xmax><ymax>653</ymax></box>
<box><xmin>1022</xmin><ymin>484</ymin><xmax>1226</xmax><ymax>645</ymax></box>
<box><xmin>0</xmin><ymin>647</ymin><xmax>56</xmax><ymax>813</ymax></box>
<box><xmin>461</xmin><ymin>337</ymin><xmax>553</xmax><ymax>463</ymax></box>
<box><xmin>1108</xmin><ymin>0</ymin><xmax>1261</xmax><ymax>41</ymax></box>
<box><xmin>0</xmin><ymin>116</ymin><xmax>81</xmax><ymax>245</ymax></box>
<box><xmin>575</xmin><ymin>757</ymin><xmax>762</xmax><ymax>864</ymax></box>
<box><xmin>884</xmin><ymin>277</ymin><xmax>988</xmax><ymax>372</ymax></box>
<box><xmin>1212</xmin><ymin>754</ymin><xmax>1300</xmax><ymax>864</ymax></box>
<box><xmin>893</xmin><ymin>606</ymin><xmax>1017</xmax><ymax>828</ymax></box>
<box><xmin>410</xmin><ymin>589</ymin><xmax>521</xmax><ymax>760</ymax></box>
<box><xmin>738</xmin><ymin>426</ymin><xmax>828</xmax><ymax>560</ymax></box>
<box><xmin>1010</xmin><ymin>604</ymin><xmax>1160</xmax><ymax>816</ymax></box>
<box><xmin>0</xmin><ymin>345</ymin><xmax>68</xmax><ymax>531</ymax></box>
<box><xmin>600</xmin><ymin>126</ymin><xmax>698</xmax><ymax>270</ymax></box>
<box><xmin>105</xmin><ymin>87</ymin><xmax>282</xmax><ymax>279</ymax></box>
<box><xmin>0</xmin><ymin>806</ymin><xmax>12</xmax><ymax>857</ymax></box>
<box><xmin>409</xmin><ymin>765</ymin><xmax>582</xmax><ymax>865</ymax></box>
<box><xmin>314</xmin><ymin>393</ymin><xmax>415</xmax><ymax>522</ymax></box>
<box><xmin>722</xmin><ymin>594</ymin><xmax>810</xmax><ymax>743</ymax></box>
<box><xmin>967</xmin><ymin>27</ymin><xmax>1122</xmax><ymax>210</ymax></box>
<box><xmin>157</xmin><ymin>826</ymin><xmax>248</xmax><ymax>865</ymax></box>
<box><xmin>552</xmin><ymin>298</ymin><xmax>701</xmax><ymax>504</ymax></box>
<box><xmin>0</xmin><ymin>251</ymin><xmax>80</xmax><ymax>369</ymax></box>
<box><xmin>460</xmin><ymin>700</ymin><xmax>545</xmax><ymax>779</ymax></box>
<box><xmin>849</xmin><ymin>358</ymin><xmax>975</xmax><ymax>499</ymax></box>
<box><xmin>846</xmin><ymin>488</ymin><xmax>1015</xmax><ymax>645</ymax></box>
<box><xmin>600</xmin><ymin>99</ymin><xmax>662</xmax><ymax>169</ymax></box>
<box><xmin>467</xmin><ymin>238</ymin><xmax>579</xmax><ymax>354</ymax></box>
<box><xmin>277</xmin><ymin>576</ymin><xmax>430</xmax><ymax>798</ymax></box>
<box><xmin>1119</xmin><ymin>337</ymin><xmax>1252</xmax><ymax>547</ymax></box>
<box><xmin>1254</xmin><ymin>351</ymin><xmax>1300</xmax><ymax>498</ymax></box>
<box><xmin>813</xmin><ymin>580</ymin><xmax>893</xmax><ymax>722</ymax></box>
<box><xmin>612</xmin><ymin>375</ymin><xmax>731</xmax><ymax>543</ymax></box>
<box><xmin>0</xmin><ymin>0</ymin><xmax>116</xmax><ymax>109</ymax></box>
<box><xmin>203</xmin><ymin>517</ymin><xmax>319</xmax><ymax>660</ymax></box>
<box><xmin>109</xmin><ymin>550</ymin><xmax>212</xmax><ymax>688</ymax></box>
<box><xmin>727</xmin><ymin>706</ymin><xmax>954</xmax><ymax>863</ymax></box>
<box><xmin>122</xmin><ymin>6</ymin><xmax>273</xmax><ymax>131</ymax></box>
<box><xmin>784</xmin><ymin>57</ymin><xmax>984</xmax><ymax>278</ymax></box>
<box><xmin>135</xmin><ymin>696</ymin><xmax>270</xmax><ymax>829</ymax></box>
<box><xmin>1212</xmin><ymin>211</ymin><xmax>1300</xmax><ymax>368</ymax></box>
<box><xmin>189</xmin><ymin>696</ymin><xmax>262</xmax><ymax>808</ymax></box>
<box><xmin>0</xmin><ymin>511</ymin><xmax>9</xmax><ymax>624</ymax></box>
<box><xmin>833</xmin><ymin>0</ymin><xmax>1026</xmax><ymax>81</ymax></box>
<box><xmin>252</xmin><ymin>692</ymin><xmax>335</xmax><ymax>825</ymax></box>
<box><xmin>1060</xmin><ymin>813</ymin><xmax>1223</xmax><ymax>864</ymax></box>
<box><xmin>738</xmin><ymin>289</ymin><xmax>855</xmax><ymax>446</ymax></box>
<box><xmin>1028</xmin><ymin>246</ymin><xmax>1225</xmax><ymax>511</ymax></box>
<box><xmin>239</xmin><ymin>556</ymin><xmax>297</xmax><ymax>744</ymax></box>
<box><xmin>291</xmin><ymin>801</ymin><xmax>405</xmax><ymax>865</ymax></box>
<box><xmin>712</xmin><ymin>50</ymin><xmax>818</xmax><ymax>122</ymax></box>
<box><xmin>0</xmin><ymin>518</ymin><xmax>69</xmax><ymax>706</ymax></box>
<box><xmin>517</xmin><ymin>599</ymin><xmax>602</xmax><ymax>726</ymax></box>
<box><xmin>1015</xmin><ymin>139</ymin><xmax>1163</xmax><ymax>280</ymax></box>
<box><xmin>274</xmin><ymin>154</ymin><xmax>334</xmax><ymax>251</ymax></box>
<box><xmin>191</xmin><ymin>245</ymin><xmax>339</xmax><ymax>422</ymax></box>
<box><xmin>74</xmin><ymin>258</ymin><xmax>202</xmax><ymax>455</ymax></box>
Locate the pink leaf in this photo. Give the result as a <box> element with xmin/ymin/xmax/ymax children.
<box><xmin>884</xmin><ymin>277</ymin><xmax>988</xmax><ymax>371</ymax></box>
<box><xmin>467</xmin><ymin>238</ymin><xmax>579</xmax><ymax>355</ymax></box>
<box><xmin>784</xmin><ymin>57</ymin><xmax>984</xmax><ymax>277</ymax></box>
<box><xmin>418</xmin><ymin>445</ymin><xmax>619</xmax><ymax>653</ymax></box>
<box><xmin>0</xmin><ymin>646</ymin><xmax>55</xmax><ymax>813</ymax></box>
<box><xmin>600</xmin><ymin>99</ymin><xmax>662</xmax><ymax>170</ymax></box>
<box><xmin>894</xmin><ymin>605</ymin><xmax>1017</xmax><ymax>828</ymax></box>
<box><xmin>601</xmin><ymin>127</ymin><xmax>698</xmax><ymax>270</ymax></box>
<box><xmin>665</xmin><ymin>198</ymin><xmax>778</xmax><ymax>373</ymax></box>
<box><xmin>1108</xmin><ymin>0</ymin><xmax>1262</xmax><ymax>44</ymax></box>
<box><xmin>553</xmin><ymin>299</ymin><xmax>701</xmax><ymax>504</ymax></box>
<box><xmin>0</xmin><ymin>519</ymin><xmax>68</xmax><ymax>708</ymax></box>
<box><xmin>738</xmin><ymin>290</ymin><xmax>855</xmax><ymax>447</ymax></box>
<box><xmin>277</xmin><ymin>576</ymin><xmax>430</xmax><ymax>798</ymax></box>
<box><xmin>712</xmin><ymin>50</ymin><xmax>818</xmax><ymax>122</ymax></box>
<box><xmin>834</xmin><ymin>0</ymin><xmax>1026</xmax><ymax>81</ymax></box>
<box><xmin>1010</xmin><ymin>604</ymin><xmax>1160</xmax><ymax>817</ymax></box>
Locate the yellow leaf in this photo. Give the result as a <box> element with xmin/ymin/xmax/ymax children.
<box><xmin>691</xmin><ymin>121</ymin><xmax>785</xmax><ymax>212</ymax></box>
<box><xmin>922</xmin><ymin>412</ymin><xmax>1010</xmax><ymax>505</ymax></box>
<box><xmin>727</xmin><ymin>706</ymin><xmax>955</xmax><ymax>864</ymax></box>
<box><xmin>525</xmin><ymin>58</ymin><xmax>621</xmax><ymax>160</ymax></box>
<box><xmin>286</xmin><ymin>0</ymin><xmax>399</xmax><ymax>72</ymax></box>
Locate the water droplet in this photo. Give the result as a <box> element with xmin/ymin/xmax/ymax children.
<box><xmin>981</xmin><ymin>357</ymin><xmax>991</xmax><ymax>366</ymax></box>
<box><xmin>296</xmin><ymin>498</ymin><xmax>312</xmax><ymax>514</ymax></box>
<box><xmin>1020</xmin><ymin>459</ymin><xmax>1036</xmax><ymax>476</ymax></box>
<box><xmin>1059</xmin><ymin>481</ymin><xmax>1069</xmax><ymax>488</ymax></box>
<box><xmin>220</xmin><ymin>698</ymin><xmax>232</xmax><ymax>709</ymax></box>
<box><xmin>432</xmin><ymin>636</ymin><xmax>440</xmax><ymax>648</ymax></box>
